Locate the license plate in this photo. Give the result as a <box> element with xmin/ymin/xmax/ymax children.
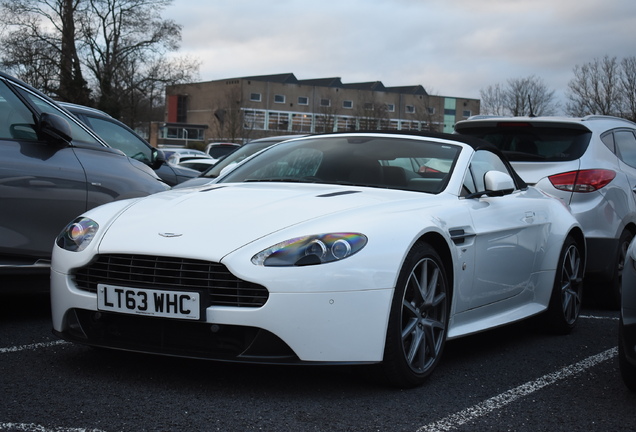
<box><xmin>97</xmin><ymin>284</ymin><xmax>200</xmax><ymax>320</ymax></box>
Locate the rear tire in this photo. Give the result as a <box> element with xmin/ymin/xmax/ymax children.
<box><xmin>382</xmin><ymin>241</ymin><xmax>449</xmax><ymax>388</ymax></box>
<box><xmin>545</xmin><ymin>235</ymin><xmax>583</xmax><ymax>334</ymax></box>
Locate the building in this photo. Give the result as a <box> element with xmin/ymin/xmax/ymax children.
<box><xmin>160</xmin><ymin>73</ymin><xmax>480</xmax><ymax>147</ymax></box>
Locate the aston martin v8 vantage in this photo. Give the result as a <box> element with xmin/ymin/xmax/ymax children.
<box><xmin>51</xmin><ymin>131</ymin><xmax>585</xmax><ymax>387</ymax></box>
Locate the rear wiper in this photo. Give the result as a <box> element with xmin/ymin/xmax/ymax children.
<box><xmin>502</xmin><ymin>151</ymin><xmax>546</xmax><ymax>161</ymax></box>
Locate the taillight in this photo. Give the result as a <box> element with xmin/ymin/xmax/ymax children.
<box><xmin>548</xmin><ymin>169</ymin><xmax>616</xmax><ymax>192</ymax></box>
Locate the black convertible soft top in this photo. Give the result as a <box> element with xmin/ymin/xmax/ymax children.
<box><xmin>319</xmin><ymin>129</ymin><xmax>528</xmax><ymax>190</ymax></box>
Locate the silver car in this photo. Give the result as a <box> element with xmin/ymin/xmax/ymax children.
<box><xmin>455</xmin><ymin>115</ymin><xmax>636</xmax><ymax>306</ymax></box>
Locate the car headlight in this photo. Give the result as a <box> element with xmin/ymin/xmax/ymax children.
<box><xmin>56</xmin><ymin>217</ymin><xmax>99</xmax><ymax>252</ymax></box>
<box><xmin>251</xmin><ymin>233</ymin><xmax>367</xmax><ymax>267</ymax></box>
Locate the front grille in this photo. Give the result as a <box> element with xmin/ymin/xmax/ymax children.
<box><xmin>73</xmin><ymin>254</ymin><xmax>268</xmax><ymax>307</ymax></box>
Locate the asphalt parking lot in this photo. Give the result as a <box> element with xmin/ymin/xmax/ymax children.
<box><xmin>1</xmin><ymin>276</ymin><xmax>635</xmax><ymax>432</ymax></box>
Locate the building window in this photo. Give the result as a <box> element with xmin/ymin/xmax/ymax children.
<box><xmin>386</xmin><ymin>104</ymin><xmax>395</xmax><ymax>112</ymax></box>
<box><xmin>406</xmin><ymin>105</ymin><xmax>415</xmax><ymax>114</ymax></box>
<box><xmin>268</xmin><ymin>111</ymin><xmax>289</xmax><ymax>131</ymax></box>
<box><xmin>427</xmin><ymin>107</ymin><xmax>436</xmax><ymax>115</ymax></box>
<box><xmin>320</xmin><ymin>98</ymin><xmax>331</xmax><ymax>107</ymax></box>
<box><xmin>463</xmin><ymin>110</ymin><xmax>472</xmax><ymax>118</ymax></box>
<box><xmin>176</xmin><ymin>94</ymin><xmax>188</xmax><ymax>123</ymax></box>
<box><xmin>364</xmin><ymin>102</ymin><xmax>374</xmax><ymax>111</ymax></box>
<box><xmin>243</xmin><ymin>109</ymin><xmax>266</xmax><ymax>130</ymax></box>
<box><xmin>166</xmin><ymin>127</ymin><xmax>204</xmax><ymax>141</ymax></box>
<box><xmin>292</xmin><ymin>113</ymin><xmax>312</xmax><ymax>132</ymax></box>
<box><xmin>298</xmin><ymin>96</ymin><xmax>309</xmax><ymax>105</ymax></box>
<box><xmin>343</xmin><ymin>100</ymin><xmax>353</xmax><ymax>109</ymax></box>
<box><xmin>336</xmin><ymin>116</ymin><xmax>356</xmax><ymax>132</ymax></box>
<box><xmin>250</xmin><ymin>93</ymin><xmax>261</xmax><ymax>102</ymax></box>
<box><xmin>274</xmin><ymin>94</ymin><xmax>285</xmax><ymax>104</ymax></box>
<box><xmin>444</xmin><ymin>108</ymin><xmax>456</xmax><ymax>115</ymax></box>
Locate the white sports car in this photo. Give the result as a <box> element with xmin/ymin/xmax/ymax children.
<box><xmin>51</xmin><ymin>131</ymin><xmax>585</xmax><ymax>387</ymax></box>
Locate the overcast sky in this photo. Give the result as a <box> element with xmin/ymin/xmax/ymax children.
<box><xmin>164</xmin><ymin>0</ymin><xmax>636</xmax><ymax>107</ymax></box>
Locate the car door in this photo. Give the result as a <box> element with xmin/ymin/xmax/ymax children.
<box><xmin>462</xmin><ymin>150</ymin><xmax>548</xmax><ymax>310</ymax></box>
<box><xmin>0</xmin><ymin>78</ymin><xmax>88</xmax><ymax>263</ymax></box>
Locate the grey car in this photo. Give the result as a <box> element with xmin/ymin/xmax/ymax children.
<box><xmin>0</xmin><ymin>72</ymin><xmax>169</xmax><ymax>275</ymax></box>
<box><xmin>59</xmin><ymin>102</ymin><xmax>199</xmax><ymax>186</ymax></box>
<box><xmin>455</xmin><ymin>115</ymin><xmax>636</xmax><ymax>305</ymax></box>
<box><xmin>620</xmin><ymin>237</ymin><xmax>636</xmax><ymax>391</ymax></box>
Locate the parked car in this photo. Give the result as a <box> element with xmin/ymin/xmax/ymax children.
<box><xmin>620</xmin><ymin>238</ymin><xmax>636</xmax><ymax>391</ymax></box>
<box><xmin>162</xmin><ymin>148</ymin><xmax>211</xmax><ymax>165</ymax></box>
<box><xmin>205</xmin><ymin>142</ymin><xmax>241</xmax><ymax>160</ymax></box>
<box><xmin>0</xmin><ymin>72</ymin><xmax>169</xmax><ymax>276</ymax></box>
<box><xmin>51</xmin><ymin>131</ymin><xmax>584</xmax><ymax>387</ymax></box>
<box><xmin>174</xmin><ymin>134</ymin><xmax>307</xmax><ymax>189</ymax></box>
<box><xmin>59</xmin><ymin>102</ymin><xmax>199</xmax><ymax>186</ymax></box>
<box><xmin>455</xmin><ymin>115</ymin><xmax>636</xmax><ymax>306</ymax></box>
<box><xmin>177</xmin><ymin>158</ymin><xmax>218</xmax><ymax>172</ymax></box>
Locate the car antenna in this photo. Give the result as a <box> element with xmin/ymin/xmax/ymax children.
<box><xmin>528</xmin><ymin>95</ymin><xmax>536</xmax><ymax>118</ymax></box>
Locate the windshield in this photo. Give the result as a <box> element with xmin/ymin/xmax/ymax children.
<box><xmin>218</xmin><ymin>135</ymin><xmax>461</xmax><ymax>194</ymax></box>
<box><xmin>201</xmin><ymin>140</ymin><xmax>276</xmax><ymax>179</ymax></box>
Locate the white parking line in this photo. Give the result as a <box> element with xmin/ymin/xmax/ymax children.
<box><xmin>0</xmin><ymin>340</ymin><xmax>68</xmax><ymax>354</ymax></box>
<box><xmin>0</xmin><ymin>423</ymin><xmax>105</xmax><ymax>432</ymax></box>
<box><xmin>416</xmin><ymin>347</ymin><xmax>618</xmax><ymax>432</ymax></box>
<box><xmin>580</xmin><ymin>314</ymin><xmax>619</xmax><ymax>320</ymax></box>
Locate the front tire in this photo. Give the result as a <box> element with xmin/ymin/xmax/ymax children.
<box><xmin>382</xmin><ymin>241</ymin><xmax>449</xmax><ymax>388</ymax></box>
<box><xmin>545</xmin><ymin>235</ymin><xmax>583</xmax><ymax>334</ymax></box>
<box><xmin>611</xmin><ymin>230</ymin><xmax>634</xmax><ymax>308</ymax></box>
<box><xmin>619</xmin><ymin>320</ymin><xmax>636</xmax><ymax>392</ymax></box>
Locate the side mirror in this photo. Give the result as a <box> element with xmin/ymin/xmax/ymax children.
<box><xmin>39</xmin><ymin>112</ymin><xmax>72</xmax><ymax>144</ymax></box>
<box><xmin>151</xmin><ymin>148</ymin><xmax>166</xmax><ymax>169</ymax></box>
<box><xmin>484</xmin><ymin>170</ymin><xmax>515</xmax><ymax>194</ymax></box>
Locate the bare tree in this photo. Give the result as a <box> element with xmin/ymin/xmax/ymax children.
<box><xmin>566</xmin><ymin>55</ymin><xmax>622</xmax><ymax>117</ymax></box>
<box><xmin>0</xmin><ymin>0</ymin><xmax>199</xmax><ymax>127</ymax></box>
<box><xmin>315</xmin><ymin>92</ymin><xmax>342</xmax><ymax>133</ymax></box>
<box><xmin>480</xmin><ymin>75</ymin><xmax>558</xmax><ymax>116</ymax></box>
<box><xmin>480</xmin><ymin>83</ymin><xmax>507</xmax><ymax>116</ymax></box>
<box><xmin>211</xmin><ymin>84</ymin><xmax>244</xmax><ymax>142</ymax></box>
<box><xmin>619</xmin><ymin>56</ymin><xmax>636</xmax><ymax>122</ymax></box>
<box><xmin>81</xmin><ymin>0</ymin><xmax>183</xmax><ymax>118</ymax></box>
<box><xmin>0</xmin><ymin>0</ymin><xmax>91</xmax><ymax>102</ymax></box>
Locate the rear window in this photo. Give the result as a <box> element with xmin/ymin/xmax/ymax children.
<box><xmin>456</xmin><ymin>124</ymin><xmax>592</xmax><ymax>162</ymax></box>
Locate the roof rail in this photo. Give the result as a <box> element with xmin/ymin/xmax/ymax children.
<box><xmin>465</xmin><ymin>115</ymin><xmax>511</xmax><ymax>120</ymax></box>
<box><xmin>582</xmin><ymin>115</ymin><xmax>636</xmax><ymax>126</ymax></box>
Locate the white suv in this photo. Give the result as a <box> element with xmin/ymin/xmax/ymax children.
<box><xmin>455</xmin><ymin>115</ymin><xmax>636</xmax><ymax>305</ymax></box>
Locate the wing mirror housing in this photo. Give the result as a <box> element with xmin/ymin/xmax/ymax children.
<box><xmin>484</xmin><ymin>170</ymin><xmax>515</xmax><ymax>195</ymax></box>
<box><xmin>39</xmin><ymin>112</ymin><xmax>72</xmax><ymax>144</ymax></box>
<box><xmin>151</xmin><ymin>148</ymin><xmax>167</xmax><ymax>169</ymax></box>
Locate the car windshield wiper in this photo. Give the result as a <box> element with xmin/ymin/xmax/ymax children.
<box><xmin>244</xmin><ymin>177</ymin><xmax>320</xmax><ymax>183</ymax></box>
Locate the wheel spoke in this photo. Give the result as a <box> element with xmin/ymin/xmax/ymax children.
<box><xmin>561</xmin><ymin>245</ymin><xmax>582</xmax><ymax>324</ymax></box>
<box><xmin>400</xmin><ymin>257</ymin><xmax>448</xmax><ymax>373</ymax></box>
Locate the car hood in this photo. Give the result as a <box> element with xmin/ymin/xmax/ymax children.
<box><xmin>96</xmin><ymin>183</ymin><xmax>428</xmax><ymax>260</ymax></box>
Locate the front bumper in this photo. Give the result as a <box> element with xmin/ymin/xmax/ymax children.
<box><xmin>51</xmin><ymin>268</ymin><xmax>394</xmax><ymax>364</ymax></box>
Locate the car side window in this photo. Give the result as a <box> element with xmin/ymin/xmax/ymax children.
<box><xmin>13</xmin><ymin>86</ymin><xmax>102</xmax><ymax>145</ymax></box>
<box><xmin>463</xmin><ymin>150</ymin><xmax>512</xmax><ymax>194</ymax></box>
<box><xmin>0</xmin><ymin>80</ymin><xmax>38</xmax><ymax>140</ymax></box>
<box><xmin>614</xmin><ymin>130</ymin><xmax>636</xmax><ymax>168</ymax></box>
<box><xmin>85</xmin><ymin>115</ymin><xmax>152</xmax><ymax>163</ymax></box>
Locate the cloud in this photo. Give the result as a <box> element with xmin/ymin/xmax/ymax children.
<box><xmin>164</xmin><ymin>0</ymin><xmax>636</xmax><ymax>102</ymax></box>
